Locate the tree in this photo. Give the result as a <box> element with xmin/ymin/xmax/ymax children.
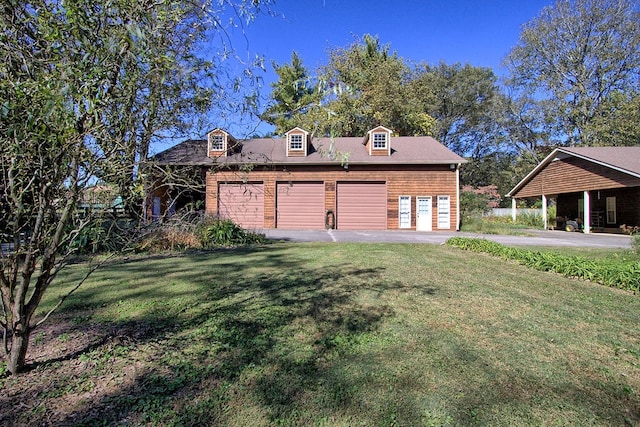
<box><xmin>0</xmin><ymin>0</ymin><xmax>269</xmax><ymax>375</ymax></box>
<box><xmin>585</xmin><ymin>90</ymin><xmax>640</xmax><ymax>146</ymax></box>
<box><xmin>261</xmin><ymin>52</ymin><xmax>323</xmax><ymax>135</ymax></box>
<box><xmin>408</xmin><ymin>62</ymin><xmax>507</xmax><ymax>156</ymax></box>
<box><xmin>505</xmin><ymin>0</ymin><xmax>640</xmax><ymax>147</ymax></box>
<box><xmin>317</xmin><ymin>35</ymin><xmax>436</xmax><ymax>137</ymax></box>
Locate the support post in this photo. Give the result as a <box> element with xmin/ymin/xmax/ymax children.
<box><xmin>541</xmin><ymin>194</ymin><xmax>548</xmax><ymax>230</ymax></box>
<box><xmin>583</xmin><ymin>191</ymin><xmax>591</xmax><ymax>234</ymax></box>
<box><xmin>511</xmin><ymin>198</ymin><xmax>517</xmax><ymax>222</ymax></box>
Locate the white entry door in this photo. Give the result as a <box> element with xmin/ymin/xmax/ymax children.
<box><xmin>416</xmin><ymin>197</ymin><xmax>432</xmax><ymax>231</ymax></box>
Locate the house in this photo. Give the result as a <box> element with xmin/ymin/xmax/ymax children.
<box><xmin>507</xmin><ymin>147</ymin><xmax>640</xmax><ymax>233</ymax></box>
<box><xmin>152</xmin><ymin>126</ymin><xmax>466</xmax><ymax>231</ymax></box>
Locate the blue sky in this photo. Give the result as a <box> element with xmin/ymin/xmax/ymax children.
<box><xmin>221</xmin><ymin>0</ymin><xmax>554</xmax><ymax>136</ymax></box>
<box><xmin>243</xmin><ymin>0</ymin><xmax>553</xmax><ymax>74</ymax></box>
<box><xmin>157</xmin><ymin>0</ymin><xmax>557</xmax><ymax>148</ymax></box>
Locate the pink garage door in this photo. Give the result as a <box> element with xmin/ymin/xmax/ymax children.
<box><xmin>218</xmin><ymin>183</ymin><xmax>264</xmax><ymax>229</ymax></box>
<box><xmin>336</xmin><ymin>182</ymin><xmax>387</xmax><ymax>230</ymax></box>
<box><xmin>276</xmin><ymin>182</ymin><xmax>325</xmax><ymax>229</ymax></box>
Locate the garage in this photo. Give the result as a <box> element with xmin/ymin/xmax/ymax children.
<box><xmin>336</xmin><ymin>182</ymin><xmax>387</xmax><ymax>230</ymax></box>
<box><xmin>218</xmin><ymin>183</ymin><xmax>264</xmax><ymax>229</ymax></box>
<box><xmin>276</xmin><ymin>182</ymin><xmax>325</xmax><ymax>229</ymax></box>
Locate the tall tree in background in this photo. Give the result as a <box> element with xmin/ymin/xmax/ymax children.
<box><xmin>409</xmin><ymin>62</ymin><xmax>506</xmax><ymax>157</ymax></box>
<box><xmin>261</xmin><ymin>52</ymin><xmax>322</xmax><ymax>135</ymax></box>
<box><xmin>505</xmin><ymin>0</ymin><xmax>640</xmax><ymax>147</ymax></box>
<box><xmin>319</xmin><ymin>35</ymin><xmax>436</xmax><ymax>137</ymax></box>
<box><xmin>0</xmin><ymin>0</ymin><xmax>269</xmax><ymax>374</ymax></box>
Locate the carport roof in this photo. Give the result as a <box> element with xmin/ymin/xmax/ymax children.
<box><xmin>507</xmin><ymin>146</ymin><xmax>640</xmax><ymax>197</ymax></box>
<box><xmin>152</xmin><ymin>135</ymin><xmax>466</xmax><ymax>166</ymax></box>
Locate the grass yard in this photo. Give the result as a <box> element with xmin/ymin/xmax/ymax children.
<box><xmin>1</xmin><ymin>242</ymin><xmax>639</xmax><ymax>426</ymax></box>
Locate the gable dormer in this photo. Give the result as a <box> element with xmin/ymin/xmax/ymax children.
<box><xmin>285</xmin><ymin>127</ymin><xmax>310</xmax><ymax>157</ymax></box>
<box><xmin>207</xmin><ymin>129</ymin><xmax>239</xmax><ymax>158</ymax></box>
<box><xmin>363</xmin><ymin>126</ymin><xmax>392</xmax><ymax>156</ymax></box>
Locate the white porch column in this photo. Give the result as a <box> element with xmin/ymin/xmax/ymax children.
<box><xmin>541</xmin><ymin>194</ymin><xmax>548</xmax><ymax>230</ymax></box>
<box><xmin>583</xmin><ymin>191</ymin><xmax>591</xmax><ymax>234</ymax></box>
<box><xmin>456</xmin><ymin>166</ymin><xmax>461</xmax><ymax>231</ymax></box>
<box><xmin>511</xmin><ymin>197</ymin><xmax>517</xmax><ymax>222</ymax></box>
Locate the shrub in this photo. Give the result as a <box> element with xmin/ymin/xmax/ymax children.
<box><xmin>199</xmin><ymin>219</ymin><xmax>265</xmax><ymax>248</ymax></box>
<box><xmin>632</xmin><ymin>235</ymin><xmax>640</xmax><ymax>257</ymax></box>
<box><xmin>446</xmin><ymin>237</ymin><xmax>640</xmax><ymax>293</ymax></box>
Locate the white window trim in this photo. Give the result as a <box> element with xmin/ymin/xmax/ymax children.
<box><xmin>289</xmin><ymin>134</ymin><xmax>305</xmax><ymax>151</ymax></box>
<box><xmin>399</xmin><ymin>195</ymin><xmax>411</xmax><ymax>229</ymax></box>
<box><xmin>372</xmin><ymin>132</ymin><xmax>388</xmax><ymax>149</ymax></box>
<box><xmin>209</xmin><ymin>134</ymin><xmax>225</xmax><ymax>151</ymax></box>
<box><xmin>437</xmin><ymin>195</ymin><xmax>451</xmax><ymax>229</ymax></box>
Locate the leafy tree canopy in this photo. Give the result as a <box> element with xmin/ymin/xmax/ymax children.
<box><xmin>505</xmin><ymin>0</ymin><xmax>640</xmax><ymax>147</ymax></box>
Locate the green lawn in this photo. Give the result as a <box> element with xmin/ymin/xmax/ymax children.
<box><xmin>2</xmin><ymin>243</ymin><xmax>639</xmax><ymax>426</ymax></box>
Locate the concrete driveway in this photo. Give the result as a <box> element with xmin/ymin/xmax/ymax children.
<box><xmin>263</xmin><ymin>228</ymin><xmax>633</xmax><ymax>249</ymax></box>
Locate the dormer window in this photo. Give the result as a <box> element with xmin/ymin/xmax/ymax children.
<box><xmin>209</xmin><ymin>134</ymin><xmax>225</xmax><ymax>151</ymax></box>
<box><xmin>372</xmin><ymin>132</ymin><xmax>388</xmax><ymax>149</ymax></box>
<box><xmin>207</xmin><ymin>129</ymin><xmax>238</xmax><ymax>158</ymax></box>
<box><xmin>289</xmin><ymin>134</ymin><xmax>304</xmax><ymax>151</ymax></box>
<box><xmin>285</xmin><ymin>127</ymin><xmax>309</xmax><ymax>157</ymax></box>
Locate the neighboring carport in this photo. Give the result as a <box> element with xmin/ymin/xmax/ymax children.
<box><xmin>507</xmin><ymin>147</ymin><xmax>640</xmax><ymax>234</ymax></box>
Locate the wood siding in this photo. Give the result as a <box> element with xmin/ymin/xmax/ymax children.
<box><xmin>514</xmin><ymin>157</ymin><xmax>640</xmax><ymax>198</ymax></box>
<box><xmin>206</xmin><ymin>164</ymin><xmax>459</xmax><ymax>230</ymax></box>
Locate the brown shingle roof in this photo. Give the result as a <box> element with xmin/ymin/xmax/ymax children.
<box><xmin>561</xmin><ymin>147</ymin><xmax>640</xmax><ymax>176</ymax></box>
<box><xmin>153</xmin><ymin>135</ymin><xmax>465</xmax><ymax>166</ymax></box>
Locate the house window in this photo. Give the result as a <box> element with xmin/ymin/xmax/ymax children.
<box><xmin>437</xmin><ymin>195</ymin><xmax>450</xmax><ymax>229</ymax></box>
<box><xmin>372</xmin><ymin>132</ymin><xmax>387</xmax><ymax>149</ymax></box>
<box><xmin>289</xmin><ymin>134</ymin><xmax>304</xmax><ymax>151</ymax></box>
<box><xmin>209</xmin><ymin>134</ymin><xmax>224</xmax><ymax>151</ymax></box>
<box><xmin>606</xmin><ymin>196</ymin><xmax>616</xmax><ymax>224</ymax></box>
<box><xmin>399</xmin><ymin>196</ymin><xmax>411</xmax><ymax>228</ymax></box>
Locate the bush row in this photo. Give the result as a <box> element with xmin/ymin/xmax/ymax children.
<box><xmin>445</xmin><ymin>237</ymin><xmax>640</xmax><ymax>293</ymax></box>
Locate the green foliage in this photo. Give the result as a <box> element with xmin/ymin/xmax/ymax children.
<box><xmin>505</xmin><ymin>0</ymin><xmax>640</xmax><ymax>147</ymax></box>
<box><xmin>199</xmin><ymin>219</ymin><xmax>265</xmax><ymax>247</ymax></box>
<box><xmin>261</xmin><ymin>51</ymin><xmax>323</xmax><ymax>135</ymax></box>
<box><xmin>446</xmin><ymin>237</ymin><xmax>640</xmax><ymax>293</ymax></box>
<box><xmin>459</xmin><ymin>216</ymin><xmax>531</xmax><ymax>235</ymax></box>
<box><xmin>459</xmin><ymin>191</ymin><xmax>491</xmax><ymax>225</ymax></box>
<box><xmin>632</xmin><ymin>235</ymin><xmax>640</xmax><ymax>257</ymax></box>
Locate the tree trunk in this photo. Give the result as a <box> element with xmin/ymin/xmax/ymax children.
<box><xmin>7</xmin><ymin>325</ymin><xmax>30</xmax><ymax>375</ymax></box>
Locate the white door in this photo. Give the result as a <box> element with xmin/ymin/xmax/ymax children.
<box><xmin>416</xmin><ymin>197</ymin><xmax>432</xmax><ymax>231</ymax></box>
<box><xmin>399</xmin><ymin>196</ymin><xmax>411</xmax><ymax>229</ymax></box>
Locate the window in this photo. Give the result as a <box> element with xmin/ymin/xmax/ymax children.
<box><xmin>437</xmin><ymin>195</ymin><xmax>450</xmax><ymax>229</ymax></box>
<box><xmin>289</xmin><ymin>134</ymin><xmax>304</xmax><ymax>150</ymax></box>
<box><xmin>606</xmin><ymin>196</ymin><xmax>616</xmax><ymax>224</ymax></box>
<box><xmin>399</xmin><ymin>196</ymin><xmax>411</xmax><ymax>228</ymax></box>
<box><xmin>372</xmin><ymin>132</ymin><xmax>387</xmax><ymax>149</ymax></box>
<box><xmin>209</xmin><ymin>134</ymin><xmax>224</xmax><ymax>151</ymax></box>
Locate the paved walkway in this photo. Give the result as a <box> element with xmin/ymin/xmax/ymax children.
<box><xmin>263</xmin><ymin>229</ymin><xmax>633</xmax><ymax>249</ymax></box>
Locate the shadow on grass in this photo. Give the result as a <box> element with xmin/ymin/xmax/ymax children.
<box><xmin>2</xmin><ymin>244</ymin><xmax>405</xmax><ymax>426</ymax></box>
